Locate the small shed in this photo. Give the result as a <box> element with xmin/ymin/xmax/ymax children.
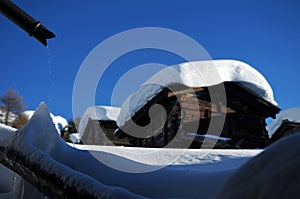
<box><xmin>79</xmin><ymin>106</ymin><xmax>130</xmax><ymax>146</ymax></box>
<box><xmin>117</xmin><ymin>60</ymin><xmax>280</xmax><ymax>149</ymax></box>
<box><xmin>267</xmin><ymin>108</ymin><xmax>300</xmax><ymax>144</ymax></box>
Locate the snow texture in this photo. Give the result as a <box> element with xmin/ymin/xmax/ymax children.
<box><xmin>118</xmin><ymin>60</ymin><xmax>277</xmax><ymax>126</ymax></box>
<box><xmin>23</xmin><ymin>110</ymin><xmax>68</xmax><ymax>133</ymax></box>
<box><xmin>78</xmin><ymin>106</ymin><xmax>120</xmax><ymax>134</ymax></box>
<box><xmin>0</xmin><ymin>103</ymin><xmax>260</xmax><ymax>198</ymax></box>
<box><xmin>267</xmin><ymin>107</ymin><xmax>300</xmax><ymax>138</ymax></box>
<box><xmin>1</xmin><ymin>103</ymin><xmax>142</xmax><ymax>199</ymax></box>
<box><xmin>217</xmin><ymin>132</ymin><xmax>300</xmax><ymax>199</ymax></box>
<box><xmin>69</xmin><ymin>133</ymin><xmax>81</xmax><ymax>144</ymax></box>
<box><xmin>186</xmin><ymin>132</ymin><xmax>231</xmax><ymax>141</ymax></box>
<box><xmin>0</xmin><ymin>123</ymin><xmax>15</xmax><ymax>140</ymax></box>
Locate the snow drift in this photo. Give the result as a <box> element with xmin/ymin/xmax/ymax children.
<box><xmin>0</xmin><ymin>102</ymin><xmax>261</xmax><ymax>198</ymax></box>
<box><xmin>23</xmin><ymin>110</ymin><xmax>68</xmax><ymax>133</ymax></box>
<box><xmin>217</xmin><ymin>132</ymin><xmax>300</xmax><ymax>199</ymax></box>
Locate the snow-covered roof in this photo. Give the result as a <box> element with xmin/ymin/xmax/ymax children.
<box><xmin>267</xmin><ymin>107</ymin><xmax>300</xmax><ymax>138</ymax></box>
<box><xmin>23</xmin><ymin>110</ymin><xmax>68</xmax><ymax>133</ymax></box>
<box><xmin>117</xmin><ymin>60</ymin><xmax>277</xmax><ymax>126</ymax></box>
<box><xmin>78</xmin><ymin>106</ymin><xmax>121</xmax><ymax>134</ymax></box>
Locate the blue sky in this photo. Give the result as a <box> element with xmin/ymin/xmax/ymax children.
<box><xmin>1</xmin><ymin>0</ymin><xmax>300</xmax><ymax>120</ymax></box>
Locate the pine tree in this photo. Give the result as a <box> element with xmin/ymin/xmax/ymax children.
<box><xmin>0</xmin><ymin>88</ymin><xmax>26</xmax><ymax>126</ymax></box>
<box><xmin>61</xmin><ymin>119</ymin><xmax>79</xmax><ymax>143</ymax></box>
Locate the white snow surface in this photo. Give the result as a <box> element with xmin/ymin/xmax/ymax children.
<box><xmin>217</xmin><ymin>132</ymin><xmax>300</xmax><ymax>199</ymax></box>
<box><xmin>267</xmin><ymin>107</ymin><xmax>300</xmax><ymax>138</ymax></box>
<box><xmin>69</xmin><ymin>133</ymin><xmax>81</xmax><ymax>144</ymax></box>
<box><xmin>78</xmin><ymin>106</ymin><xmax>120</xmax><ymax>134</ymax></box>
<box><xmin>118</xmin><ymin>60</ymin><xmax>277</xmax><ymax>126</ymax></box>
<box><xmin>73</xmin><ymin>144</ymin><xmax>260</xmax><ymax>171</ymax></box>
<box><xmin>0</xmin><ymin>103</ymin><xmax>262</xmax><ymax>199</ymax></box>
<box><xmin>23</xmin><ymin>110</ymin><xmax>68</xmax><ymax>133</ymax></box>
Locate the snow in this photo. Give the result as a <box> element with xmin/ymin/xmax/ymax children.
<box><xmin>186</xmin><ymin>132</ymin><xmax>231</xmax><ymax>141</ymax></box>
<box><xmin>217</xmin><ymin>132</ymin><xmax>300</xmax><ymax>199</ymax></box>
<box><xmin>0</xmin><ymin>123</ymin><xmax>16</xmax><ymax>140</ymax></box>
<box><xmin>73</xmin><ymin>144</ymin><xmax>260</xmax><ymax>171</ymax></box>
<box><xmin>1</xmin><ymin>102</ymin><xmax>141</xmax><ymax>198</ymax></box>
<box><xmin>78</xmin><ymin>106</ymin><xmax>120</xmax><ymax>134</ymax></box>
<box><xmin>0</xmin><ymin>124</ymin><xmax>26</xmax><ymax>199</ymax></box>
<box><xmin>117</xmin><ymin>60</ymin><xmax>277</xmax><ymax>126</ymax></box>
<box><xmin>23</xmin><ymin>110</ymin><xmax>68</xmax><ymax>133</ymax></box>
<box><xmin>267</xmin><ymin>107</ymin><xmax>300</xmax><ymax>138</ymax></box>
<box><xmin>0</xmin><ymin>102</ymin><xmax>263</xmax><ymax>198</ymax></box>
<box><xmin>69</xmin><ymin>133</ymin><xmax>81</xmax><ymax>143</ymax></box>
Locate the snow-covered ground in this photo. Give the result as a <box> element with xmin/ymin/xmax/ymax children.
<box><xmin>118</xmin><ymin>60</ymin><xmax>278</xmax><ymax>126</ymax></box>
<box><xmin>1</xmin><ymin>103</ymin><xmax>300</xmax><ymax>198</ymax></box>
<box><xmin>0</xmin><ymin>103</ymin><xmax>262</xmax><ymax>199</ymax></box>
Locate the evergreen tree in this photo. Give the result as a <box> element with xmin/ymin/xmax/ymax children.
<box><xmin>61</xmin><ymin>119</ymin><xmax>79</xmax><ymax>143</ymax></box>
<box><xmin>0</xmin><ymin>88</ymin><xmax>26</xmax><ymax>126</ymax></box>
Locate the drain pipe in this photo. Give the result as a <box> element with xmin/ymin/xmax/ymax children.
<box><xmin>0</xmin><ymin>0</ymin><xmax>55</xmax><ymax>46</ymax></box>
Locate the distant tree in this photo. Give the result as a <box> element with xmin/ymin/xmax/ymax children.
<box><xmin>61</xmin><ymin>119</ymin><xmax>79</xmax><ymax>143</ymax></box>
<box><xmin>12</xmin><ymin>112</ymin><xmax>29</xmax><ymax>129</ymax></box>
<box><xmin>0</xmin><ymin>88</ymin><xmax>26</xmax><ymax>126</ymax></box>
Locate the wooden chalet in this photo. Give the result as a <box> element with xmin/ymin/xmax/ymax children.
<box><xmin>117</xmin><ymin>82</ymin><xmax>280</xmax><ymax>149</ymax></box>
<box><xmin>269</xmin><ymin>120</ymin><xmax>300</xmax><ymax>144</ymax></box>
<box><xmin>81</xmin><ymin>118</ymin><xmax>130</xmax><ymax>146</ymax></box>
<box><xmin>79</xmin><ymin>106</ymin><xmax>131</xmax><ymax>146</ymax></box>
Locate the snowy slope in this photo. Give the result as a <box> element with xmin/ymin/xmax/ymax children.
<box><xmin>78</xmin><ymin>106</ymin><xmax>120</xmax><ymax>134</ymax></box>
<box><xmin>217</xmin><ymin>132</ymin><xmax>300</xmax><ymax>199</ymax></box>
<box><xmin>118</xmin><ymin>60</ymin><xmax>277</xmax><ymax>126</ymax></box>
<box><xmin>0</xmin><ymin>103</ymin><xmax>261</xmax><ymax>198</ymax></box>
<box><xmin>0</xmin><ymin>103</ymin><xmax>142</xmax><ymax>199</ymax></box>
<box><xmin>23</xmin><ymin>110</ymin><xmax>68</xmax><ymax>133</ymax></box>
<box><xmin>73</xmin><ymin>144</ymin><xmax>260</xmax><ymax>170</ymax></box>
<box><xmin>267</xmin><ymin>107</ymin><xmax>300</xmax><ymax>138</ymax></box>
<box><xmin>0</xmin><ymin>126</ymin><xmax>45</xmax><ymax>199</ymax></box>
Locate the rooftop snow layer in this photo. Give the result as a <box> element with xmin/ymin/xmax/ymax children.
<box><xmin>78</xmin><ymin>106</ymin><xmax>120</xmax><ymax>134</ymax></box>
<box><xmin>117</xmin><ymin>60</ymin><xmax>277</xmax><ymax>126</ymax></box>
<box><xmin>267</xmin><ymin>107</ymin><xmax>300</xmax><ymax>138</ymax></box>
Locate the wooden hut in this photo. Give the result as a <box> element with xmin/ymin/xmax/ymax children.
<box><xmin>116</xmin><ymin>60</ymin><xmax>280</xmax><ymax>149</ymax></box>
<box><xmin>80</xmin><ymin>106</ymin><xmax>130</xmax><ymax>146</ymax></box>
<box><xmin>267</xmin><ymin>108</ymin><xmax>300</xmax><ymax>144</ymax></box>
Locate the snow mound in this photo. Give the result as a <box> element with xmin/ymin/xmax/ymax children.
<box><xmin>78</xmin><ymin>106</ymin><xmax>120</xmax><ymax>134</ymax></box>
<box><xmin>267</xmin><ymin>107</ymin><xmax>300</xmax><ymax>138</ymax></box>
<box><xmin>217</xmin><ymin>132</ymin><xmax>300</xmax><ymax>199</ymax></box>
<box><xmin>23</xmin><ymin>110</ymin><xmax>68</xmax><ymax>133</ymax></box>
<box><xmin>1</xmin><ymin>102</ymin><xmax>142</xmax><ymax>199</ymax></box>
<box><xmin>118</xmin><ymin>60</ymin><xmax>277</xmax><ymax>126</ymax></box>
<box><xmin>0</xmin><ymin>123</ymin><xmax>16</xmax><ymax>140</ymax></box>
<box><xmin>0</xmin><ymin>102</ymin><xmax>262</xmax><ymax>198</ymax></box>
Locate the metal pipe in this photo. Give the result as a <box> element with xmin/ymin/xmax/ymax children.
<box><xmin>0</xmin><ymin>0</ymin><xmax>55</xmax><ymax>46</ymax></box>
